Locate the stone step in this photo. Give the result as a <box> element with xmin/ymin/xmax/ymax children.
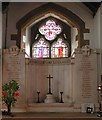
<box><xmin>1</xmin><ymin>112</ymin><xmax>101</xmax><ymax>120</ymax></box>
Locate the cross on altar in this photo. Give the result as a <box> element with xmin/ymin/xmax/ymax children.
<box><xmin>47</xmin><ymin>74</ymin><xmax>53</xmax><ymax>94</ymax></box>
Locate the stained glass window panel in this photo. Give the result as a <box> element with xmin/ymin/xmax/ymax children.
<box><xmin>32</xmin><ymin>38</ymin><xmax>49</xmax><ymax>58</ymax></box>
<box><xmin>39</xmin><ymin>20</ymin><xmax>62</xmax><ymax>41</ymax></box>
<box><xmin>51</xmin><ymin>38</ymin><xmax>68</xmax><ymax>58</ymax></box>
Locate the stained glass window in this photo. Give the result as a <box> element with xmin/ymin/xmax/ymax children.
<box><xmin>39</xmin><ymin>20</ymin><xmax>62</xmax><ymax>41</ymax></box>
<box><xmin>32</xmin><ymin>38</ymin><xmax>49</xmax><ymax>58</ymax></box>
<box><xmin>51</xmin><ymin>38</ymin><xmax>68</xmax><ymax>58</ymax></box>
<box><xmin>32</xmin><ymin>19</ymin><xmax>70</xmax><ymax>58</ymax></box>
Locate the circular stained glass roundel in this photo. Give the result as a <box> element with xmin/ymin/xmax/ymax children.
<box><xmin>39</xmin><ymin>20</ymin><xmax>62</xmax><ymax>41</ymax></box>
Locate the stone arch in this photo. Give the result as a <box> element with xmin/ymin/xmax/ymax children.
<box><xmin>16</xmin><ymin>2</ymin><xmax>89</xmax><ymax>48</ymax></box>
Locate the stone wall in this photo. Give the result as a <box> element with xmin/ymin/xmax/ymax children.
<box><xmin>2</xmin><ymin>45</ymin><xmax>100</xmax><ymax>112</ymax></box>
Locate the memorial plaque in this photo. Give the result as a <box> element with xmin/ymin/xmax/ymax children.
<box><xmin>7</xmin><ymin>55</ymin><xmax>20</xmax><ymax>81</ymax></box>
<box><xmin>3</xmin><ymin>47</ymin><xmax>26</xmax><ymax>107</ymax></box>
<box><xmin>78</xmin><ymin>57</ymin><xmax>93</xmax><ymax>99</ymax></box>
<box><xmin>76</xmin><ymin>53</ymin><xmax>98</xmax><ymax>103</ymax></box>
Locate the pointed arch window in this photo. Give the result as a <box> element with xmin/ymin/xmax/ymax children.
<box><xmin>32</xmin><ymin>38</ymin><xmax>49</xmax><ymax>58</ymax></box>
<box><xmin>51</xmin><ymin>38</ymin><xmax>68</xmax><ymax>58</ymax></box>
<box><xmin>31</xmin><ymin>18</ymin><xmax>71</xmax><ymax>58</ymax></box>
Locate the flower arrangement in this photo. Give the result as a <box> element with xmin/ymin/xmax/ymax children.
<box><xmin>2</xmin><ymin>80</ymin><xmax>20</xmax><ymax>114</ymax></box>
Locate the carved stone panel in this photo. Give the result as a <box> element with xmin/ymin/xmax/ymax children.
<box><xmin>2</xmin><ymin>46</ymin><xmax>26</xmax><ymax>108</ymax></box>
<box><xmin>73</xmin><ymin>47</ymin><xmax>99</xmax><ymax>107</ymax></box>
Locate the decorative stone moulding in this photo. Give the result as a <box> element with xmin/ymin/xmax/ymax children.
<box><xmin>3</xmin><ymin>49</ymin><xmax>10</xmax><ymax>54</ymax></box>
<box><xmin>70</xmin><ymin>58</ymin><xmax>75</xmax><ymax>64</ymax></box>
<box><xmin>3</xmin><ymin>46</ymin><xmax>24</xmax><ymax>55</ymax></box>
<box><xmin>92</xmin><ymin>49</ymin><xmax>100</xmax><ymax>54</ymax></box>
<box><xmin>81</xmin><ymin>45</ymin><xmax>91</xmax><ymax>56</ymax></box>
<box><xmin>25</xmin><ymin>58</ymin><xmax>30</xmax><ymax>64</ymax></box>
<box><xmin>25</xmin><ymin>58</ymin><xmax>72</xmax><ymax>65</ymax></box>
<box><xmin>74</xmin><ymin>45</ymin><xmax>100</xmax><ymax>56</ymax></box>
<box><xmin>9</xmin><ymin>46</ymin><xmax>19</xmax><ymax>55</ymax></box>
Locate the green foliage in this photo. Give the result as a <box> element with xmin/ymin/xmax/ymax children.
<box><xmin>2</xmin><ymin>80</ymin><xmax>20</xmax><ymax>107</ymax></box>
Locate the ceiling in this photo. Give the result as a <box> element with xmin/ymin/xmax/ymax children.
<box><xmin>2</xmin><ymin>2</ymin><xmax>102</xmax><ymax>17</ymax></box>
<box><xmin>83</xmin><ymin>2</ymin><xmax>102</xmax><ymax>17</ymax></box>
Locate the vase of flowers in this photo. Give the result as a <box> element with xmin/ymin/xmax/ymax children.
<box><xmin>2</xmin><ymin>80</ymin><xmax>20</xmax><ymax>115</ymax></box>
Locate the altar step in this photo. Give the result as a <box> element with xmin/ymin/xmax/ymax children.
<box><xmin>27</xmin><ymin>103</ymin><xmax>73</xmax><ymax>112</ymax></box>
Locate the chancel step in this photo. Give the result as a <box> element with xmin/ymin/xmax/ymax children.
<box><xmin>2</xmin><ymin>112</ymin><xmax>101</xmax><ymax>120</ymax></box>
<box><xmin>2</xmin><ymin>118</ymin><xmax>101</xmax><ymax>120</ymax></box>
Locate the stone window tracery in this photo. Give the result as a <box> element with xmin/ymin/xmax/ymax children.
<box><xmin>32</xmin><ymin>19</ymin><xmax>70</xmax><ymax>58</ymax></box>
